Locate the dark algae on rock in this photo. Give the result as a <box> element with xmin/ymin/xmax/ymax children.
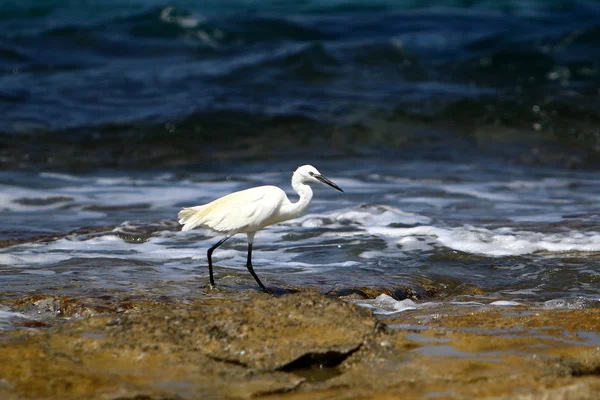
<box><xmin>1</xmin><ymin>291</ymin><xmax>600</xmax><ymax>399</ymax></box>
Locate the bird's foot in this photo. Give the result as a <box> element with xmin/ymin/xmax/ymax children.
<box><xmin>261</xmin><ymin>287</ymin><xmax>274</xmax><ymax>296</ymax></box>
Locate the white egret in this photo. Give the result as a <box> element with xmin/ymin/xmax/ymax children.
<box><xmin>178</xmin><ymin>165</ymin><xmax>343</xmax><ymax>293</ymax></box>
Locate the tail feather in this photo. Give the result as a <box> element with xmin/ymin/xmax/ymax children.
<box><xmin>178</xmin><ymin>206</ymin><xmax>207</xmax><ymax>231</ymax></box>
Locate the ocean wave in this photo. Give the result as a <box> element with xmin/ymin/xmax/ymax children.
<box><xmin>0</xmin><ymin>159</ymin><xmax>598</xmax><ymax>303</ymax></box>
<box><xmin>6</xmin><ymin>5</ymin><xmax>331</xmax><ymax>47</ymax></box>
<box><xmin>2</xmin><ymin>1</ymin><xmax>600</xmax><ymax>168</ymax></box>
<box><xmin>370</xmin><ymin>225</ymin><xmax>600</xmax><ymax>257</ymax></box>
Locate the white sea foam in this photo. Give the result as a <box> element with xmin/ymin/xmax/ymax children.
<box><xmin>0</xmin><ymin>174</ymin><xmax>243</xmax><ymax>213</ymax></box>
<box><xmin>507</xmin><ymin>213</ymin><xmax>566</xmax><ymax>223</ymax></box>
<box><xmin>294</xmin><ymin>205</ymin><xmax>431</xmax><ymax>228</ymax></box>
<box><xmin>356</xmin><ymin>296</ymin><xmax>522</xmax><ymax>315</ymax></box>
<box><xmin>1</xmin><ymin>165</ymin><xmax>599</xmax><ymax>303</ymax></box>
<box><xmin>0</xmin><ymin>186</ymin><xmax>78</xmax><ymax>211</ymax></box>
<box><xmin>370</xmin><ymin>225</ymin><xmax>600</xmax><ymax>256</ymax></box>
<box><xmin>0</xmin><ymin>252</ymin><xmax>73</xmax><ymax>266</ymax></box>
<box><xmin>333</xmin><ymin>206</ymin><xmax>431</xmax><ymax>225</ymax></box>
<box><xmin>0</xmin><ymin>310</ymin><xmax>27</xmax><ymax>319</ymax></box>
<box><xmin>357</xmin><ymin>296</ymin><xmax>530</xmax><ymax>316</ymax></box>
<box><xmin>503</xmin><ymin>178</ymin><xmax>572</xmax><ymax>190</ymax></box>
<box><xmin>439</xmin><ymin>184</ymin><xmax>518</xmax><ymax>201</ymax></box>
<box><xmin>160</xmin><ymin>6</ymin><xmax>206</xmax><ymax>29</ymax></box>
<box><xmin>39</xmin><ymin>172</ymin><xmax>88</xmax><ymax>182</ymax></box>
<box><xmin>396</xmin><ymin>196</ymin><xmax>461</xmax><ymax>208</ymax></box>
<box><xmin>489</xmin><ymin>300</ymin><xmax>523</xmax><ymax>306</ymax></box>
<box><xmin>543</xmin><ymin>297</ymin><xmax>600</xmax><ymax>309</ymax></box>
<box><xmin>357</xmin><ymin>294</ymin><xmax>419</xmax><ymax>314</ymax></box>
<box><xmin>0</xmin><ymin>227</ymin><xmax>301</xmax><ymax>275</ymax></box>
<box><xmin>0</xmin><ymin>310</ymin><xmax>29</xmax><ymax>330</ymax></box>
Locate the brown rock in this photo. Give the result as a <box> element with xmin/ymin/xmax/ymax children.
<box><xmin>0</xmin><ymin>292</ymin><xmax>376</xmax><ymax>399</ymax></box>
<box><xmin>106</xmin><ymin>291</ymin><xmax>377</xmax><ymax>370</ymax></box>
<box><xmin>2</xmin><ymin>291</ymin><xmax>600</xmax><ymax>400</ymax></box>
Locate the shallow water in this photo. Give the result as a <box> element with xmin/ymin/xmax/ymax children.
<box><xmin>1</xmin><ymin>158</ymin><xmax>599</xmax><ymax>320</ymax></box>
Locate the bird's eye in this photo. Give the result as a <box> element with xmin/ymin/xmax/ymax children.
<box><xmin>308</xmin><ymin>172</ymin><xmax>315</xmax><ymax>176</ymax></box>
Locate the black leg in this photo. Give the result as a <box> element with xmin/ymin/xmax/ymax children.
<box><xmin>207</xmin><ymin>236</ymin><xmax>230</xmax><ymax>287</ymax></box>
<box><xmin>246</xmin><ymin>243</ymin><xmax>271</xmax><ymax>294</ymax></box>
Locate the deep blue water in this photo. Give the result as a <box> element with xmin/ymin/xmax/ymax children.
<box><xmin>1</xmin><ymin>0</ymin><xmax>600</xmax><ymax>169</ymax></box>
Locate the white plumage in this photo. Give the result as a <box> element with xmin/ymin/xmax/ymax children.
<box><xmin>179</xmin><ymin>186</ymin><xmax>289</xmax><ymax>233</ymax></box>
<box><xmin>178</xmin><ymin>165</ymin><xmax>343</xmax><ymax>293</ymax></box>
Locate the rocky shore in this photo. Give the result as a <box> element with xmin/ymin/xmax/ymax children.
<box><xmin>1</xmin><ymin>289</ymin><xmax>599</xmax><ymax>400</ymax></box>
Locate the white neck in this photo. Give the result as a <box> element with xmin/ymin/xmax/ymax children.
<box><xmin>281</xmin><ymin>173</ymin><xmax>314</xmax><ymax>219</ymax></box>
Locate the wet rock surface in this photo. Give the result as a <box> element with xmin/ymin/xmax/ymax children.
<box><xmin>104</xmin><ymin>292</ymin><xmax>375</xmax><ymax>371</ymax></box>
<box><xmin>1</xmin><ymin>291</ymin><xmax>600</xmax><ymax>399</ymax></box>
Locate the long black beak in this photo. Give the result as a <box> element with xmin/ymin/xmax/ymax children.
<box><xmin>315</xmin><ymin>174</ymin><xmax>344</xmax><ymax>192</ymax></box>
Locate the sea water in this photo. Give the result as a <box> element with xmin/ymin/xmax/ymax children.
<box><xmin>1</xmin><ymin>159</ymin><xmax>598</xmax><ymax>318</ymax></box>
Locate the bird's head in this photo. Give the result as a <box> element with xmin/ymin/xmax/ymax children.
<box><xmin>294</xmin><ymin>165</ymin><xmax>344</xmax><ymax>192</ymax></box>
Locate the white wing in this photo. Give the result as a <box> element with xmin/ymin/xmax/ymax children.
<box><xmin>178</xmin><ymin>185</ymin><xmax>288</xmax><ymax>233</ymax></box>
